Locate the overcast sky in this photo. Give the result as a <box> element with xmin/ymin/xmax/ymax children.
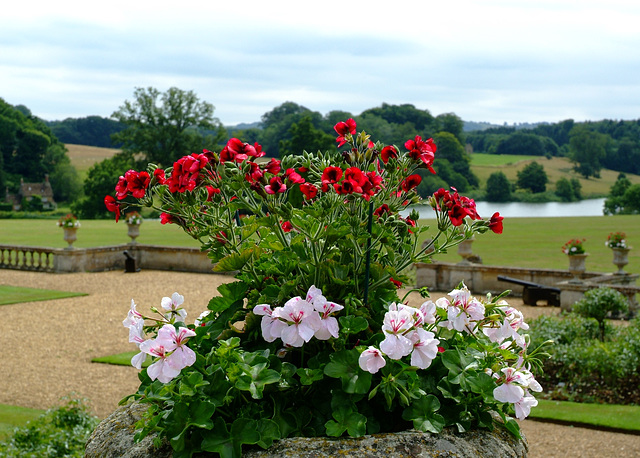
<box><xmin>2</xmin><ymin>0</ymin><xmax>639</xmax><ymax>126</ymax></box>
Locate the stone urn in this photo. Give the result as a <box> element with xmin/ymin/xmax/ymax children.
<box><xmin>127</xmin><ymin>223</ymin><xmax>141</xmax><ymax>244</ymax></box>
<box><xmin>457</xmin><ymin>238</ymin><xmax>475</xmax><ymax>262</ymax></box>
<box><xmin>612</xmin><ymin>247</ymin><xmax>630</xmax><ymax>275</ymax></box>
<box><xmin>567</xmin><ymin>253</ymin><xmax>588</xmax><ymax>283</ymax></box>
<box><xmin>62</xmin><ymin>227</ymin><xmax>77</xmax><ymax>250</ymax></box>
<box><xmin>85</xmin><ymin>402</ymin><xmax>528</xmax><ymax>458</ymax></box>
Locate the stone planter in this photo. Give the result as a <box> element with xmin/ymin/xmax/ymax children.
<box><xmin>567</xmin><ymin>253</ymin><xmax>588</xmax><ymax>283</ymax></box>
<box><xmin>127</xmin><ymin>223</ymin><xmax>141</xmax><ymax>244</ymax></box>
<box><xmin>612</xmin><ymin>247</ymin><xmax>630</xmax><ymax>275</ymax></box>
<box><xmin>457</xmin><ymin>238</ymin><xmax>474</xmax><ymax>262</ymax></box>
<box><xmin>62</xmin><ymin>227</ymin><xmax>77</xmax><ymax>250</ymax></box>
<box><xmin>85</xmin><ymin>402</ymin><xmax>528</xmax><ymax>458</ymax></box>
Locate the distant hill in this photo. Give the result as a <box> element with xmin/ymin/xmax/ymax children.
<box><xmin>45</xmin><ymin>116</ymin><xmax>125</xmax><ymax>148</ymax></box>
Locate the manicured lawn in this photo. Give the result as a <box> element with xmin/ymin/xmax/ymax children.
<box><xmin>0</xmin><ymin>404</ymin><xmax>44</xmax><ymax>440</ymax></box>
<box><xmin>470</xmin><ymin>153</ymin><xmax>540</xmax><ymax>166</ymax></box>
<box><xmin>0</xmin><ymin>285</ymin><xmax>87</xmax><ymax>306</ymax></box>
<box><xmin>531</xmin><ymin>399</ymin><xmax>640</xmax><ymax>432</ymax></box>
<box><xmin>92</xmin><ymin>351</ymin><xmax>150</xmax><ymax>368</ymax></box>
<box><xmin>418</xmin><ymin>214</ymin><xmax>640</xmax><ymax>274</ymax></box>
<box><xmin>0</xmin><ymin>219</ymin><xmax>200</xmax><ymax>249</ymax></box>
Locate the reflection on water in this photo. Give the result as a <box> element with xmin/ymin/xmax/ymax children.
<box><xmin>403</xmin><ymin>198</ymin><xmax>606</xmax><ymax>219</ymax></box>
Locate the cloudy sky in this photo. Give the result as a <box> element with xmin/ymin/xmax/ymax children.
<box><xmin>2</xmin><ymin>0</ymin><xmax>639</xmax><ymax>126</ymax></box>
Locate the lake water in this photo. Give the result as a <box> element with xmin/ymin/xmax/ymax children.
<box><xmin>403</xmin><ymin>198</ymin><xmax>606</xmax><ymax>219</ymax></box>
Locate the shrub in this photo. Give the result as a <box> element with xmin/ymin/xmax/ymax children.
<box><xmin>529</xmin><ymin>315</ymin><xmax>640</xmax><ymax>404</ymax></box>
<box><xmin>572</xmin><ymin>287</ymin><xmax>628</xmax><ymax>340</ymax></box>
<box><xmin>0</xmin><ymin>396</ymin><xmax>99</xmax><ymax>458</ymax></box>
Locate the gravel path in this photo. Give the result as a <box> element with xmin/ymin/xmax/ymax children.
<box><xmin>1</xmin><ymin>269</ymin><xmax>638</xmax><ymax>457</ymax></box>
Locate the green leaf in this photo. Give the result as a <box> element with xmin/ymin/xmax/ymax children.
<box><xmin>213</xmin><ymin>248</ymin><xmax>257</xmax><ymax>272</ymax></box>
<box><xmin>441</xmin><ymin>348</ymin><xmax>479</xmax><ymax>385</ymax></box>
<box><xmin>207</xmin><ymin>281</ymin><xmax>248</xmax><ymax>313</ymax></box>
<box><xmin>402</xmin><ymin>395</ymin><xmax>445</xmax><ymax>433</ymax></box>
<box><xmin>338</xmin><ymin>316</ymin><xmax>369</xmax><ymax>335</ymax></box>
<box><xmin>324</xmin><ymin>349</ymin><xmax>372</xmax><ymax>394</ymax></box>
<box><xmin>235</xmin><ymin>358</ymin><xmax>280</xmax><ymax>399</ymax></box>
<box><xmin>297</xmin><ymin>367</ymin><xmax>325</xmax><ymax>385</ymax></box>
<box><xmin>255</xmin><ymin>418</ymin><xmax>281</xmax><ymax>449</ymax></box>
<box><xmin>201</xmin><ymin>417</ymin><xmax>261</xmax><ymax>458</ymax></box>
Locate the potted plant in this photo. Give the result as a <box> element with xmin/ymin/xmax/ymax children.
<box><xmin>125</xmin><ymin>211</ymin><xmax>143</xmax><ymax>244</ymax></box>
<box><xmin>606</xmin><ymin>232</ymin><xmax>630</xmax><ymax>275</ymax></box>
<box><xmin>102</xmin><ymin>121</ymin><xmax>545</xmax><ymax>457</ymax></box>
<box><xmin>56</xmin><ymin>213</ymin><xmax>80</xmax><ymax>249</ymax></box>
<box><xmin>561</xmin><ymin>238</ymin><xmax>587</xmax><ymax>282</ymax></box>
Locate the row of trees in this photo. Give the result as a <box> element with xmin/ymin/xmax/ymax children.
<box><xmin>467</xmin><ymin>119</ymin><xmax>640</xmax><ymax>179</ymax></box>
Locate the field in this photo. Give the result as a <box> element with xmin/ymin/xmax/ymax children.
<box><xmin>470</xmin><ymin>153</ymin><xmax>640</xmax><ymax>197</ymax></box>
<box><xmin>1</xmin><ymin>215</ymin><xmax>639</xmax><ymax>274</ymax></box>
<box><xmin>65</xmin><ymin>143</ymin><xmax>120</xmax><ymax>180</ymax></box>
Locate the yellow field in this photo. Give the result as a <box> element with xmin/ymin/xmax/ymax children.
<box><xmin>471</xmin><ymin>155</ymin><xmax>640</xmax><ymax>197</ymax></box>
<box><xmin>65</xmin><ymin>144</ymin><xmax>121</xmax><ymax>178</ymax></box>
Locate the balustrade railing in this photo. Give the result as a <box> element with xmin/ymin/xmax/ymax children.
<box><xmin>0</xmin><ymin>245</ymin><xmax>55</xmax><ymax>272</ymax></box>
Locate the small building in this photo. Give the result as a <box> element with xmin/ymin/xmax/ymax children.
<box><xmin>5</xmin><ymin>175</ymin><xmax>57</xmax><ymax>211</ymax></box>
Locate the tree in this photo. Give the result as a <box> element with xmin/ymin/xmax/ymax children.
<box><xmin>621</xmin><ymin>184</ymin><xmax>640</xmax><ymax>214</ymax></box>
<box><xmin>111</xmin><ymin>87</ymin><xmax>225</xmax><ymax>167</ymax></box>
<box><xmin>278</xmin><ymin>115</ymin><xmax>335</xmax><ymax>157</ymax></box>
<box><xmin>555</xmin><ymin>177</ymin><xmax>575</xmax><ymax>202</ymax></box>
<box><xmin>516</xmin><ymin>162</ymin><xmax>548</xmax><ymax>193</ymax></box>
<box><xmin>485</xmin><ymin>171</ymin><xmax>512</xmax><ymax>202</ymax></box>
<box><xmin>432</xmin><ymin>132</ymin><xmax>479</xmax><ymax>190</ymax></box>
<box><xmin>569</xmin><ymin>126</ymin><xmax>610</xmax><ymax>178</ymax></box>
<box><xmin>495</xmin><ymin>132</ymin><xmax>549</xmax><ymax>156</ymax></box>
<box><xmin>604</xmin><ymin>173</ymin><xmax>632</xmax><ymax>215</ymax></box>
<box><xmin>434</xmin><ymin>113</ymin><xmax>464</xmax><ymax>144</ymax></box>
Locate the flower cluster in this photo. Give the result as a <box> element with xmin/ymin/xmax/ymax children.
<box><xmin>605</xmin><ymin>232</ymin><xmax>627</xmax><ymax>249</ymax></box>
<box><xmin>253</xmin><ymin>286</ymin><xmax>343</xmax><ymax>347</ymax></box>
<box><xmin>122</xmin><ymin>292</ymin><xmax>196</xmax><ymax>384</ymax></box>
<box><xmin>124</xmin><ymin>211</ymin><xmax>143</xmax><ymax>225</ymax></box>
<box><xmin>561</xmin><ymin>238</ymin><xmax>586</xmax><ymax>255</ymax></box>
<box><xmin>56</xmin><ymin>213</ymin><xmax>80</xmax><ymax>228</ymax></box>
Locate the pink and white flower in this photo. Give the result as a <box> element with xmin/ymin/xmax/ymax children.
<box><xmin>158</xmin><ymin>324</ymin><xmax>197</xmax><ymax>370</ymax></box>
<box><xmin>272</xmin><ymin>297</ymin><xmax>321</xmax><ymax>347</ymax></box>
<box><xmin>309</xmin><ymin>289</ymin><xmax>344</xmax><ymax>340</ymax></box>
<box><xmin>253</xmin><ymin>304</ymin><xmax>288</xmax><ymax>342</ymax></box>
<box><xmin>359</xmin><ymin>346</ymin><xmax>387</xmax><ymax>374</ymax></box>
<box><xmin>514</xmin><ymin>393</ymin><xmax>538</xmax><ymax>420</ymax></box>
<box><xmin>440</xmin><ymin>283</ymin><xmax>485</xmax><ymax>333</ymax></box>
<box><xmin>139</xmin><ymin>338</ymin><xmax>180</xmax><ymax>383</ymax></box>
<box><xmin>161</xmin><ymin>292</ymin><xmax>187</xmax><ymax>322</ymax></box>
<box><xmin>380</xmin><ymin>307</ymin><xmax>414</xmax><ymax>360</ymax></box>
<box><xmin>123</xmin><ymin>299</ymin><xmax>144</xmax><ymax>328</ymax></box>
<box><xmin>409</xmin><ymin>328</ymin><xmax>440</xmax><ymax>369</ymax></box>
<box><xmin>493</xmin><ymin>367</ymin><xmax>525</xmax><ymax>404</ymax></box>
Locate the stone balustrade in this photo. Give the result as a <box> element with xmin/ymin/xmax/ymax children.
<box><xmin>0</xmin><ymin>244</ymin><xmax>56</xmax><ymax>272</ymax></box>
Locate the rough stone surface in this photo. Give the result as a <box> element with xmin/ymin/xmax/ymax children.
<box><xmin>86</xmin><ymin>402</ymin><xmax>528</xmax><ymax>457</ymax></box>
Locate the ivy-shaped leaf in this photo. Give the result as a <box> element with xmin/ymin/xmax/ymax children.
<box><xmin>297</xmin><ymin>367</ymin><xmax>325</xmax><ymax>385</ymax></box>
<box><xmin>441</xmin><ymin>348</ymin><xmax>479</xmax><ymax>386</ymax></box>
<box><xmin>213</xmin><ymin>247</ymin><xmax>258</xmax><ymax>272</ymax></box>
<box><xmin>338</xmin><ymin>316</ymin><xmax>369</xmax><ymax>335</ymax></box>
<box><xmin>235</xmin><ymin>361</ymin><xmax>280</xmax><ymax>399</ymax></box>
<box><xmin>324</xmin><ymin>349</ymin><xmax>372</xmax><ymax>394</ymax></box>
<box><xmin>402</xmin><ymin>395</ymin><xmax>445</xmax><ymax>433</ymax></box>
<box><xmin>201</xmin><ymin>417</ymin><xmax>261</xmax><ymax>458</ymax></box>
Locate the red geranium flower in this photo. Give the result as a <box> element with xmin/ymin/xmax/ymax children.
<box><xmin>264</xmin><ymin>158</ymin><xmax>281</xmax><ymax>175</ymax></box>
<box><xmin>281</xmin><ymin>221</ymin><xmax>293</xmax><ymax>233</ymax></box>
<box><xmin>373</xmin><ymin>204</ymin><xmax>391</xmax><ymax>219</ymax></box>
<box><xmin>300</xmin><ymin>183</ymin><xmax>318</xmax><ymax>200</ymax></box>
<box><xmin>265</xmin><ymin>176</ymin><xmax>286</xmax><ymax>194</ymax></box>
<box><xmin>489</xmin><ymin>212</ymin><xmax>504</xmax><ymax>234</ymax></box>
<box><xmin>321</xmin><ymin>166</ymin><xmax>343</xmax><ymax>184</ymax></box>
<box><xmin>115</xmin><ymin>175</ymin><xmax>128</xmax><ymax>200</ymax></box>
<box><xmin>104</xmin><ymin>195</ymin><xmax>121</xmax><ymax>222</ymax></box>
<box><xmin>401</xmin><ymin>174</ymin><xmax>422</xmax><ymax>192</ymax></box>
<box><xmin>285</xmin><ymin>168</ymin><xmax>305</xmax><ymax>184</ymax></box>
<box><xmin>405</xmin><ymin>135</ymin><xmax>437</xmax><ymax>173</ymax></box>
<box><xmin>390</xmin><ymin>277</ymin><xmax>402</xmax><ymax>288</ymax></box>
<box><xmin>153</xmin><ymin>168</ymin><xmax>166</xmax><ymax>185</ymax></box>
<box><xmin>334</xmin><ymin>118</ymin><xmax>357</xmax><ymax>147</ymax></box>
<box><xmin>125</xmin><ymin>170</ymin><xmax>151</xmax><ymax>199</ymax></box>
<box><xmin>160</xmin><ymin>212</ymin><xmax>174</xmax><ymax>225</ymax></box>
<box><xmin>380</xmin><ymin>145</ymin><xmax>398</xmax><ymax>164</ymax></box>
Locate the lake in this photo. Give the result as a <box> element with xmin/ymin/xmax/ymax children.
<box><xmin>403</xmin><ymin>198</ymin><xmax>606</xmax><ymax>219</ymax></box>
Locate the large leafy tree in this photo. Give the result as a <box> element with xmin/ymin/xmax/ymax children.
<box><xmin>569</xmin><ymin>126</ymin><xmax>610</xmax><ymax>178</ymax></box>
<box><xmin>278</xmin><ymin>115</ymin><xmax>335</xmax><ymax>157</ymax></box>
<box><xmin>111</xmin><ymin>87</ymin><xmax>226</xmax><ymax>167</ymax></box>
<box><xmin>516</xmin><ymin>161</ymin><xmax>548</xmax><ymax>193</ymax></box>
<box><xmin>485</xmin><ymin>171</ymin><xmax>512</xmax><ymax>202</ymax></box>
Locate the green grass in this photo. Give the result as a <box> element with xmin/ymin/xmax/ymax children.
<box><xmin>0</xmin><ymin>218</ymin><xmax>200</xmax><ymax>249</ymax></box>
<box><xmin>92</xmin><ymin>351</ymin><xmax>150</xmax><ymax>368</ymax></box>
<box><xmin>0</xmin><ymin>285</ymin><xmax>88</xmax><ymax>306</ymax></box>
<box><xmin>470</xmin><ymin>153</ymin><xmax>540</xmax><ymax>166</ymax></box>
<box><xmin>418</xmin><ymin>214</ymin><xmax>640</xmax><ymax>274</ymax></box>
<box><xmin>531</xmin><ymin>399</ymin><xmax>640</xmax><ymax>432</ymax></box>
<box><xmin>0</xmin><ymin>404</ymin><xmax>45</xmax><ymax>440</ymax></box>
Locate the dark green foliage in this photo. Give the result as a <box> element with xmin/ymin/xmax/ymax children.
<box><xmin>604</xmin><ymin>173</ymin><xmax>636</xmax><ymax>215</ymax></box>
<box><xmin>46</xmin><ymin>116</ymin><xmax>126</xmax><ymax>148</ymax></box>
<box><xmin>569</xmin><ymin>125</ymin><xmax>610</xmax><ymax>179</ymax></box>
<box><xmin>278</xmin><ymin>115</ymin><xmax>335</xmax><ymax>157</ymax></box>
<box><xmin>495</xmin><ymin>131</ymin><xmax>552</xmax><ymax>156</ymax></box>
<box><xmin>529</xmin><ymin>314</ymin><xmax>640</xmax><ymax>404</ymax></box>
<box><xmin>485</xmin><ymin>171</ymin><xmax>512</xmax><ymax>202</ymax></box>
<box><xmin>0</xmin><ymin>396</ymin><xmax>99</xmax><ymax>457</ymax></box>
<box><xmin>516</xmin><ymin>162</ymin><xmax>548</xmax><ymax>193</ymax></box>
<box><xmin>554</xmin><ymin>177</ymin><xmax>580</xmax><ymax>202</ymax></box>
